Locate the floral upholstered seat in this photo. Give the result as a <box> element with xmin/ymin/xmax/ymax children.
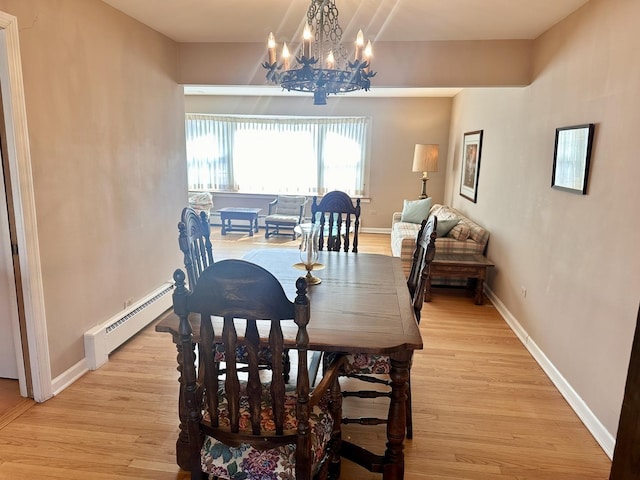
<box><xmin>173</xmin><ymin>260</ymin><xmax>345</xmax><ymax>480</ymax></box>
<box><xmin>333</xmin><ymin>352</ymin><xmax>390</xmax><ymax>375</ymax></box>
<box><xmin>200</xmin><ymin>381</ymin><xmax>334</xmax><ymax>479</ymax></box>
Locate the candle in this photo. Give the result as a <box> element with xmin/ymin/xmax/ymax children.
<box><xmin>355</xmin><ymin>29</ymin><xmax>364</xmax><ymax>61</ymax></box>
<box><xmin>267</xmin><ymin>32</ymin><xmax>276</xmax><ymax>64</ymax></box>
<box><xmin>282</xmin><ymin>42</ymin><xmax>290</xmax><ymax>71</ymax></box>
<box><xmin>303</xmin><ymin>24</ymin><xmax>312</xmax><ymax>58</ymax></box>
<box><xmin>364</xmin><ymin>40</ymin><xmax>372</xmax><ymax>71</ymax></box>
<box><xmin>326</xmin><ymin>50</ymin><xmax>335</xmax><ymax>69</ymax></box>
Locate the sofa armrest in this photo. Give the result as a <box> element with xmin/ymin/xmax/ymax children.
<box><xmin>392</xmin><ymin>212</ymin><xmax>402</xmax><ymax>224</ymax></box>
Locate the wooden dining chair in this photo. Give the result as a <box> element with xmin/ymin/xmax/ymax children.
<box><xmin>334</xmin><ymin>215</ymin><xmax>437</xmax><ymax>439</ymax></box>
<box><xmin>311</xmin><ymin>191</ymin><xmax>361</xmax><ymax>253</ymax></box>
<box><xmin>178</xmin><ymin>206</ymin><xmax>214</xmax><ymax>289</ymax></box>
<box><xmin>178</xmin><ymin>206</ymin><xmax>289</xmax><ymax>382</ymax></box>
<box><xmin>173</xmin><ymin>260</ymin><xmax>347</xmax><ymax>480</ymax></box>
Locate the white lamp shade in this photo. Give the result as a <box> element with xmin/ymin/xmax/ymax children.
<box><xmin>412</xmin><ymin>144</ymin><xmax>439</xmax><ymax>173</ymax></box>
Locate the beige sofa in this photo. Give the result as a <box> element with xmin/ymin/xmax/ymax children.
<box><xmin>391</xmin><ymin>204</ymin><xmax>490</xmax><ymax>280</ymax></box>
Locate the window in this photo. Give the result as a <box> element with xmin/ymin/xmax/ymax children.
<box><xmin>185</xmin><ymin>114</ymin><xmax>369</xmax><ymax>196</ymax></box>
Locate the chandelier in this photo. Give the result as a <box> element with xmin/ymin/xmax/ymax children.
<box><xmin>262</xmin><ymin>0</ymin><xmax>376</xmax><ymax>105</ymax></box>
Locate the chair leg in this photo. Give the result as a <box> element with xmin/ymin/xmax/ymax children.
<box><xmin>406</xmin><ymin>376</ymin><xmax>413</xmax><ymax>440</ymax></box>
<box><xmin>328</xmin><ymin>374</ymin><xmax>343</xmax><ymax>479</ymax></box>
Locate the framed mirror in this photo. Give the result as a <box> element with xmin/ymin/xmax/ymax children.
<box><xmin>551</xmin><ymin>123</ymin><xmax>595</xmax><ymax>195</ymax></box>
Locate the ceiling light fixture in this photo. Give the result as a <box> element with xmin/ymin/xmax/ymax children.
<box><xmin>263</xmin><ymin>0</ymin><xmax>376</xmax><ymax>105</ymax></box>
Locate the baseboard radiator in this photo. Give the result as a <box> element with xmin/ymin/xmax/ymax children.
<box><xmin>84</xmin><ymin>281</ymin><xmax>174</xmax><ymax>370</ymax></box>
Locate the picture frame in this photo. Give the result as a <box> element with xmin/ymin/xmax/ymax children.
<box><xmin>551</xmin><ymin>123</ymin><xmax>595</xmax><ymax>195</ymax></box>
<box><xmin>459</xmin><ymin>130</ymin><xmax>483</xmax><ymax>203</ymax></box>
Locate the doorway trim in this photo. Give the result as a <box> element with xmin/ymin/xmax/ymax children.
<box><xmin>0</xmin><ymin>11</ymin><xmax>52</xmax><ymax>402</ymax></box>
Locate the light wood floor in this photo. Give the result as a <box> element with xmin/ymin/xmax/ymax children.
<box><xmin>0</xmin><ymin>231</ymin><xmax>612</xmax><ymax>479</ymax></box>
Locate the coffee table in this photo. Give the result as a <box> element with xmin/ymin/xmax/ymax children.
<box><xmin>426</xmin><ymin>253</ymin><xmax>494</xmax><ymax>305</ymax></box>
<box><xmin>217</xmin><ymin>207</ymin><xmax>261</xmax><ymax>236</ymax></box>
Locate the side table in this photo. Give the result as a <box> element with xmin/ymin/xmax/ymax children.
<box><xmin>217</xmin><ymin>207</ymin><xmax>261</xmax><ymax>236</ymax></box>
<box><xmin>426</xmin><ymin>253</ymin><xmax>494</xmax><ymax>305</ymax></box>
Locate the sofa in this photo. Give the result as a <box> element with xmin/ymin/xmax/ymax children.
<box><xmin>391</xmin><ymin>203</ymin><xmax>490</xmax><ymax>282</ymax></box>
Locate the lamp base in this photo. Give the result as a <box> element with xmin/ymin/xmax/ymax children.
<box><xmin>418</xmin><ymin>177</ymin><xmax>429</xmax><ymax>199</ymax></box>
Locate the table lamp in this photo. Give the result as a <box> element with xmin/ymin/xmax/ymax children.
<box><xmin>412</xmin><ymin>144</ymin><xmax>439</xmax><ymax>199</ymax></box>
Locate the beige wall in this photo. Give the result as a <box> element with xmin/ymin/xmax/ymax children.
<box><xmin>178</xmin><ymin>40</ymin><xmax>533</xmax><ymax>88</ymax></box>
<box><xmin>446</xmin><ymin>0</ymin><xmax>640</xmax><ymax>437</ymax></box>
<box><xmin>185</xmin><ymin>95</ymin><xmax>452</xmax><ymax>229</ymax></box>
<box><xmin>0</xmin><ymin>0</ymin><xmax>187</xmax><ymax>377</ymax></box>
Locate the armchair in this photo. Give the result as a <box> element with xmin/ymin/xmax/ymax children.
<box><xmin>265</xmin><ymin>195</ymin><xmax>308</xmax><ymax>240</ymax></box>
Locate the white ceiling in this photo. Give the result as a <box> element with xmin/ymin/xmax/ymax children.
<box><xmin>101</xmin><ymin>0</ymin><xmax>589</xmax><ymax>44</ymax></box>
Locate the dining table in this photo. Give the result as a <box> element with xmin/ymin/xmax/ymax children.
<box><xmin>156</xmin><ymin>248</ymin><xmax>423</xmax><ymax>480</ymax></box>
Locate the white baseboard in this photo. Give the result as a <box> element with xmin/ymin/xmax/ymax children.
<box><xmin>484</xmin><ymin>286</ymin><xmax>615</xmax><ymax>459</ymax></box>
<box><xmin>360</xmin><ymin>227</ymin><xmax>391</xmax><ymax>234</ymax></box>
<box><xmin>51</xmin><ymin>358</ymin><xmax>89</xmax><ymax>396</ymax></box>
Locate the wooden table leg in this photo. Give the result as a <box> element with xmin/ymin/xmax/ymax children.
<box><xmin>220</xmin><ymin>215</ymin><xmax>228</xmax><ymax>235</ymax></box>
<box><xmin>474</xmin><ymin>278</ymin><xmax>485</xmax><ymax>305</ymax></box>
<box><xmin>425</xmin><ymin>274</ymin><xmax>433</xmax><ymax>302</ymax></box>
<box><xmin>384</xmin><ymin>351</ymin><xmax>410</xmax><ymax>479</ymax></box>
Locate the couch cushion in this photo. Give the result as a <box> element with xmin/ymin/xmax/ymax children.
<box><xmin>391</xmin><ymin>221</ymin><xmax>421</xmax><ymax>257</ymax></box>
<box><xmin>436</xmin><ymin>218</ymin><xmax>459</xmax><ymax>237</ymax></box>
<box><xmin>275</xmin><ymin>195</ymin><xmax>306</xmax><ymax>216</ymax></box>
<box><xmin>431</xmin><ymin>204</ymin><xmax>459</xmax><ymax>221</ymax></box>
<box><xmin>400</xmin><ymin>198</ymin><xmax>432</xmax><ymax>224</ymax></box>
<box><xmin>448</xmin><ymin>221</ymin><xmax>471</xmax><ymax>241</ymax></box>
<box><xmin>265</xmin><ymin>214</ymin><xmax>300</xmax><ymax>225</ymax></box>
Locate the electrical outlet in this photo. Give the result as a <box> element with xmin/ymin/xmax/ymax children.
<box><xmin>124</xmin><ymin>297</ymin><xmax>134</xmax><ymax>309</ymax></box>
<box><xmin>520</xmin><ymin>286</ymin><xmax>527</xmax><ymax>298</ymax></box>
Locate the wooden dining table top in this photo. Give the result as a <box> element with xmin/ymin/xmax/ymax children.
<box><xmin>157</xmin><ymin>248</ymin><xmax>423</xmax><ymax>355</ymax></box>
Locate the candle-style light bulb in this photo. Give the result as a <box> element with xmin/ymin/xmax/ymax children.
<box><xmin>355</xmin><ymin>29</ymin><xmax>364</xmax><ymax>60</ymax></box>
<box><xmin>282</xmin><ymin>42</ymin><xmax>290</xmax><ymax>71</ymax></box>
<box><xmin>303</xmin><ymin>24</ymin><xmax>312</xmax><ymax>58</ymax></box>
<box><xmin>327</xmin><ymin>50</ymin><xmax>335</xmax><ymax>69</ymax></box>
<box><xmin>267</xmin><ymin>32</ymin><xmax>276</xmax><ymax>64</ymax></box>
<box><xmin>363</xmin><ymin>40</ymin><xmax>373</xmax><ymax>71</ymax></box>
<box><xmin>364</xmin><ymin>40</ymin><xmax>373</xmax><ymax>58</ymax></box>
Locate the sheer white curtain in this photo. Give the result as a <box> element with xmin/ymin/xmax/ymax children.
<box><xmin>185</xmin><ymin>115</ymin><xmax>235</xmax><ymax>190</ymax></box>
<box><xmin>185</xmin><ymin>114</ymin><xmax>369</xmax><ymax>196</ymax></box>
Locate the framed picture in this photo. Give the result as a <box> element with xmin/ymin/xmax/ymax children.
<box><xmin>551</xmin><ymin>123</ymin><xmax>595</xmax><ymax>195</ymax></box>
<box><xmin>459</xmin><ymin>130</ymin><xmax>483</xmax><ymax>203</ymax></box>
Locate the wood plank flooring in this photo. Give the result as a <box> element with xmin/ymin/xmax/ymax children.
<box><xmin>0</xmin><ymin>231</ymin><xmax>612</xmax><ymax>479</ymax></box>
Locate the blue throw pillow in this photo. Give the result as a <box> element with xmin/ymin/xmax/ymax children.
<box><xmin>400</xmin><ymin>198</ymin><xmax>433</xmax><ymax>224</ymax></box>
<box><xmin>436</xmin><ymin>218</ymin><xmax>460</xmax><ymax>237</ymax></box>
